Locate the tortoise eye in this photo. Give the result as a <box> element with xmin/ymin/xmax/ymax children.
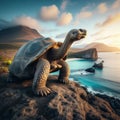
<box><xmin>73</xmin><ymin>31</ymin><xmax>76</xmax><ymax>34</ymax></box>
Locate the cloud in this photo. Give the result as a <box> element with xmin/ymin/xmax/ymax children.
<box><xmin>56</xmin><ymin>32</ymin><xmax>67</xmax><ymax>38</ymax></box>
<box><xmin>39</xmin><ymin>5</ymin><xmax>60</xmax><ymax>21</ymax></box>
<box><xmin>12</xmin><ymin>16</ymin><xmax>40</xmax><ymax>31</ymax></box>
<box><xmin>61</xmin><ymin>0</ymin><xmax>68</xmax><ymax>11</ymax></box>
<box><xmin>57</xmin><ymin>12</ymin><xmax>73</xmax><ymax>26</ymax></box>
<box><xmin>112</xmin><ymin>0</ymin><xmax>120</xmax><ymax>9</ymax></box>
<box><xmin>97</xmin><ymin>3</ymin><xmax>107</xmax><ymax>14</ymax></box>
<box><xmin>91</xmin><ymin>30</ymin><xmax>104</xmax><ymax>37</ymax></box>
<box><xmin>40</xmin><ymin>28</ymin><xmax>58</xmax><ymax>33</ymax></box>
<box><xmin>0</xmin><ymin>16</ymin><xmax>41</xmax><ymax>32</ymax></box>
<box><xmin>77</xmin><ymin>11</ymin><xmax>92</xmax><ymax>19</ymax></box>
<box><xmin>96</xmin><ymin>13</ymin><xmax>120</xmax><ymax>27</ymax></box>
<box><xmin>102</xmin><ymin>34</ymin><xmax>120</xmax><ymax>40</ymax></box>
<box><xmin>74</xmin><ymin>11</ymin><xmax>92</xmax><ymax>25</ymax></box>
<box><xmin>91</xmin><ymin>32</ymin><xmax>120</xmax><ymax>44</ymax></box>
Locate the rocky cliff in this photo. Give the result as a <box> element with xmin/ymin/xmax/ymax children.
<box><xmin>68</xmin><ymin>48</ymin><xmax>98</xmax><ymax>60</ymax></box>
<box><xmin>0</xmin><ymin>74</ymin><xmax>119</xmax><ymax>120</ymax></box>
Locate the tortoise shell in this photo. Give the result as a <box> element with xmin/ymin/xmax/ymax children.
<box><xmin>9</xmin><ymin>37</ymin><xmax>56</xmax><ymax>77</ymax></box>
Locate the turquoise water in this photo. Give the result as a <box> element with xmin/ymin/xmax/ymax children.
<box><xmin>51</xmin><ymin>52</ymin><xmax>120</xmax><ymax>99</ymax></box>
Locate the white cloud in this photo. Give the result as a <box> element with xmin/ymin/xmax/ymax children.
<box><xmin>39</xmin><ymin>5</ymin><xmax>60</xmax><ymax>21</ymax></box>
<box><xmin>112</xmin><ymin>0</ymin><xmax>120</xmax><ymax>9</ymax></box>
<box><xmin>77</xmin><ymin>11</ymin><xmax>92</xmax><ymax>19</ymax></box>
<box><xmin>56</xmin><ymin>32</ymin><xmax>67</xmax><ymax>38</ymax></box>
<box><xmin>61</xmin><ymin>0</ymin><xmax>68</xmax><ymax>10</ymax></box>
<box><xmin>57</xmin><ymin>12</ymin><xmax>73</xmax><ymax>26</ymax></box>
<box><xmin>97</xmin><ymin>3</ymin><xmax>107</xmax><ymax>14</ymax></box>
<box><xmin>91</xmin><ymin>31</ymin><xmax>120</xmax><ymax>48</ymax></box>
<box><xmin>12</xmin><ymin>16</ymin><xmax>40</xmax><ymax>31</ymax></box>
<box><xmin>91</xmin><ymin>12</ymin><xmax>120</xmax><ymax>48</ymax></box>
<box><xmin>96</xmin><ymin>12</ymin><xmax>120</xmax><ymax>28</ymax></box>
<box><xmin>74</xmin><ymin>11</ymin><xmax>92</xmax><ymax>25</ymax></box>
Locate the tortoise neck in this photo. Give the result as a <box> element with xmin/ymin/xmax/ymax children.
<box><xmin>53</xmin><ymin>35</ymin><xmax>73</xmax><ymax>60</ymax></box>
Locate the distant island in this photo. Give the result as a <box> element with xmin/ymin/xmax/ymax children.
<box><xmin>71</xmin><ymin>42</ymin><xmax>120</xmax><ymax>52</ymax></box>
<box><xmin>83</xmin><ymin>42</ymin><xmax>120</xmax><ymax>52</ymax></box>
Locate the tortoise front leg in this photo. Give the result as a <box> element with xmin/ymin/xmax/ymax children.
<box><xmin>32</xmin><ymin>58</ymin><xmax>51</xmax><ymax>96</ymax></box>
<box><xmin>57</xmin><ymin>60</ymin><xmax>70</xmax><ymax>84</ymax></box>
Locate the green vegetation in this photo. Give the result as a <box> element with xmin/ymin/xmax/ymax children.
<box><xmin>0</xmin><ymin>56</ymin><xmax>12</xmax><ymax>74</ymax></box>
<box><xmin>2</xmin><ymin>60</ymin><xmax>12</xmax><ymax>66</ymax></box>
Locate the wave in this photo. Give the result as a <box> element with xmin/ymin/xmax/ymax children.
<box><xmin>70</xmin><ymin>75</ymin><xmax>120</xmax><ymax>99</ymax></box>
<box><xmin>71</xmin><ymin>70</ymin><xmax>93</xmax><ymax>76</ymax></box>
<box><xmin>86</xmin><ymin>87</ymin><xmax>120</xmax><ymax>100</ymax></box>
<box><xmin>72</xmin><ymin>78</ymin><xmax>120</xmax><ymax>100</ymax></box>
<box><xmin>66</xmin><ymin>58</ymin><xmax>81</xmax><ymax>61</ymax></box>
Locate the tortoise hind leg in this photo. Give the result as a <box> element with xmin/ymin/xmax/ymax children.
<box><xmin>32</xmin><ymin>58</ymin><xmax>51</xmax><ymax>96</ymax></box>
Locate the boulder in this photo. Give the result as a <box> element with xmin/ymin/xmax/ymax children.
<box><xmin>85</xmin><ymin>67</ymin><xmax>95</xmax><ymax>73</ymax></box>
<box><xmin>0</xmin><ymin>74</ymin><xmax>119</xmax><ymax>120</ymax></box>
<box><xmin>68</xmin><ymin>48</ymin><xmax>98</xmax><ymax>60</ymax></box>
<box><xmin>93</xmin><ymin>61</ymin><xmax>104</xmax><ymax>69</ymax></box>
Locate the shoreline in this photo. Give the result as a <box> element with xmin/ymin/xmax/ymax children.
<box><xmin>51</xmin><ymin>70</ymin><xmax>120</xmax><ymax>99</ymax></box>
<box><xmin>71</xmin><ymin>75</ymin><xmax>120</xmax><ymax>99</ymax></box>
<box><xmin>74</xmin><ymin>81</ymin><xmax>120</xmax><ymax>100</ymax></box>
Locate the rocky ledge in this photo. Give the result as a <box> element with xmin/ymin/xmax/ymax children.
<box><xmin>68</xmin><ymin>48</ymin><xmax>98</xmax><ymax>60</ymax></box>
<box><xmin>0</xmin><ymin>74</ymin><xmax>120</xmax><ymax>120</ymax></box>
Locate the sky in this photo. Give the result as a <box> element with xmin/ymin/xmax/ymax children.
<box><xmin>0</xmin><ymin>0</ymin><xmax>120</xmax><ymax>48</ymax></box>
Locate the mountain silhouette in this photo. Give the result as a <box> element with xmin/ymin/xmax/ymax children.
<box><xmin>84</xmin><ymin>42</ymin><xmax>120</xmax><ymax>52</ymax></box>
<box><xmin>0</xmin><ymin>25</ymin><xmax>43</xmax><ymax>43</ymax></box>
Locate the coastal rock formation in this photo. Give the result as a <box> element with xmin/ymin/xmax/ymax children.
<box><xmin>93</xmin><ymin>61</ymin><xmax>104</xmax><ymax>69</ymax></box>
<box><xmin>68</xmin><ymin>48</ymin><xmax>98</xmax><ymax>60</ymax></box>
<box><xmin>0</xmin><ymin>74</ymin><xmax>119</xmax><ymax>120</ymax></box>
<box><xmin>85</xmin><ymin>67</ymin><xmax>95</xmax><ymax>73</ymax></box>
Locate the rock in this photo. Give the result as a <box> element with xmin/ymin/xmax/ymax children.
<box><xmin>85</xmin><ymin>67</ymin><xmax>95</xmax><ymax>73</ymax></box>
<box><xmin>96</xmin><ymin>94</ymin><xmax>120</xmax><ymax>116</ymax></box>
<box><xmin>68</xmin><ymin>48</ymin><xmax>98</xmax><ymax>60</ymax></box>
<box><xmin>93</xmin><ymin>61</ymin><xmax>104</xmax><ymax>69</ymax></box>
<box><xmin>0</xmin><ymin>74</ymin><xmax>119</xmax><ymax>120</ymax></box>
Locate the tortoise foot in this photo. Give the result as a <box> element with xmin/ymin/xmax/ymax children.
<box><xmin>58</xmin><ymin>78</ymin><xmax>69</xmax><ymax>84</ymax></box>
<box><xmin>36</xmin><ymin>87</ymin><xmax>51</xmax><ymax>96</ymax></box>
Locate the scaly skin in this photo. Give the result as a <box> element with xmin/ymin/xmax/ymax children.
<box><xmin>32</xmin><ymin>59</ymin><xmax>70</xmax><ymax>96</ymax></box>
<box><xmin>57</xmin><ymin>60</ymin><xmax>70</xmax><ymax>84</ymax></box>
<box><xmin>8</xmin><ymin>29</ymin><xmax>86</xmax><ymax>96</ymax></box>
<box><xmin>33</xmin><ymin>29</ymin><xmax>86</xmax><ymax>96</ymax></box>
<box><xmin>32</xmin><ymin>58</ymin><xmax>51</xmax><ymax>96</ymax></box>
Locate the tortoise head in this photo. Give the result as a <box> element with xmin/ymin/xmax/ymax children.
<box><xmin>67</xmin><ymin>28</ymin><xmax>87</xmax><ymax>42</ymax></box>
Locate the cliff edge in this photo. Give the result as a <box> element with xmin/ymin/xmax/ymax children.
<box><xmin>68</xmin><ymin>48</ymin><xmax>98</xmax><ymax>60</ymax></box>
<box><xmin>0</xmin><ymin>74</ymin><xmax>119</xmax><ymax>120</ymax></box>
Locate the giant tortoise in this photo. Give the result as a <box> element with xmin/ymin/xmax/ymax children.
<box><xmin>8</xmin><ymin>29</ymin><xmax>86</xmax><ymax>96</ymax></box>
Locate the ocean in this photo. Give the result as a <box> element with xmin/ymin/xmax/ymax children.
<box><xmin>51</xmin><ymin>52</ymin><xmax>120</xmax><ymax>99</ymax></box>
